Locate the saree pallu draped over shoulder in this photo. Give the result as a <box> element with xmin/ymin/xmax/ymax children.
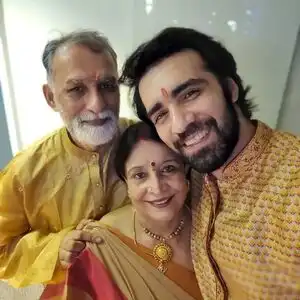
<box><xmin>41</xmin><ymin>226</ymin><xmax>200</xmax><ymax>300</ymax></box>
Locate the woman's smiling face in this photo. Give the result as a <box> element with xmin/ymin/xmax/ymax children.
<box><xmin>125</xmin><ymin>140</ymin><xmax>188</xmax><ymax>223</ymax></box>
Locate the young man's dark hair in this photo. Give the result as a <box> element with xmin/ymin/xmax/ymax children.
<box><xmin>120</xmin><ymin>26</ymin><xmax>255</xmax><ymax>123</ymax></box>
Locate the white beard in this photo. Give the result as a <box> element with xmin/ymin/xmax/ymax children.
<box><xmin>66</xmin><ymin>110</ymin><xmax>119</xmax><ymax>146</ymax></box>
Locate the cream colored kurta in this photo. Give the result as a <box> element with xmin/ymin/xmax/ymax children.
<box><xmin>191</xmin><ymin>121</ymin><xmax>300</xmax><ymax>299</ymax></box>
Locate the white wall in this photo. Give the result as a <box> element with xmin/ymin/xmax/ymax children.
<box><xmin>0</xmin><ymin>85</ymin><xmax>12</xmax><ymax>168</ymax></box>
<box><xmin>1</xmin><ymin>0</ymin><xmax>136</xmax><ymax>151</ymax></box>
<box><xmin>0</xmin><ymin>0</ymin><xmax>21</xmax><ymax>154</ymax></box>
<box><xmin>1</xmin><ymin>0</ymin><xmax>300</xmax><ymax>152</ymax></box>
<box><xmin>277</xmin><ymin>28</ymin><xmax>300</xmax><ymax>135</ymax></box>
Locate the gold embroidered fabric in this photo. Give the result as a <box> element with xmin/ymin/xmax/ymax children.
<box><xmin>191</xmin><ymin>121</ymin><xmax>300</xmax><ymax>300</ymax></box>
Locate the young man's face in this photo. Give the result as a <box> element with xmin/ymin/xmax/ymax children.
<box><xmin>139</xmin><ymin>50</ymin><xmax>240</xmax><ymax>173</ymax></box>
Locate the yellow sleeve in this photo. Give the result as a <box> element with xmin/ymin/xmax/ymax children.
<box><xmin>0</xmin><ymin>167</ymin><xmax>73</xmax><ymax>287</ymax></box>
<box><xmin>119</xmin><ymin>117</ymin><xmax>137</xmax><ymax>130</ymax></box>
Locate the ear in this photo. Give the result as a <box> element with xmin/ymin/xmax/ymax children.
<box><xmin>227</xmin><ymin>78</ymin><xmax>239</xmax><ymax>104</ymax></box>
<box><xmin>42</xmin><ymin>84</ymin><xmax>59</xmax><ymax>111</ymax></box>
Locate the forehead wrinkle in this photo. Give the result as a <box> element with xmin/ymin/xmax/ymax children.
<box><xmin>52</xmin><ymin>44</ymin><xmax>117</xmax><ymax>81</ymax></box>
<box><xmin>65</xmin><ymin>73</ymin><xmax>117</xmax><ymax>85</ymax></box>
<box><xmin>140</xmin><ymin>50</ymin><xmax>207</xmax><ymax>94</ymax></box>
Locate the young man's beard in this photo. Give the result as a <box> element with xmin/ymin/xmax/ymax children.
<box><xmin>177</xmin><ymin>101</ymin><xmax>240</xmax><ymax>174</ymax></box>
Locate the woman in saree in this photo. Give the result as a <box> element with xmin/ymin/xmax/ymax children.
<box><xmin>41</xmin><ymin>122</ymin><xmax>202</xmax><ymax>300</ymax></box>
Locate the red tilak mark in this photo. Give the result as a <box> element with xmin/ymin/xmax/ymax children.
<box><xmin>161</xmin><ymin>88</ymin><xmax>169</xmax><ymax>102</ymax></box>
<box><xmin>150</xmin><ymin>161</ymin><xmax>156</xmax><ymax>167</ymax></box>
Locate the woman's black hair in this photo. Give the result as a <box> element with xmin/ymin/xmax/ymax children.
<box><xmin>115</xmin><ymin>121</ymin><xmax>192</xmax><ymax>207</ymax></box>
<box><xmin>114</xmin><ymin>121</ymin><xmax>163</xmax><ymax>181</ymax></box>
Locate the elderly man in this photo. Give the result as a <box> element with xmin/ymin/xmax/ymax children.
<box><xmin>0</xmin><ymin>30</ymin><xmax>132</xmax><ymax>288</ymax></box>
<box><xmin>120</xmin><ymin>27</ymin><xmax>300</xmax><ymax>299</ymax></box>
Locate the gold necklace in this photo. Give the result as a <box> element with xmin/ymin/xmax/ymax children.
<box><xmin>133</xmin><ymin>211</ymin><xmax>185</xmax><ymax>273</ymax></box>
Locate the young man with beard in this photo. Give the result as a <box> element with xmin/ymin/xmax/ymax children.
<box><xmin>120</xmin><ymin>27</ymin><xmax>300</xmax><ymax>299</ymax></box>
<box><xmin>0</xmin><ymin>30</ymin><xmax>132</xmax><ymax>288</ymax></box>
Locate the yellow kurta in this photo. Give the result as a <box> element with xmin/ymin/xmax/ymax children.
<box><xmin>0</xmin><ymin>118</ymin><xmax>133</xmax><ymax>288</ymax></box>
<box><xmin>191</xmin><ymin>121</ymin><xmax>300</xmax><ymax>300</ymax></box>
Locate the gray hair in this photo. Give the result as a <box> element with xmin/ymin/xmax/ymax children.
<box><xmin>42</xmin><ymin>30</ymin><xmax>117</xmax><ymax>79</ymax></box>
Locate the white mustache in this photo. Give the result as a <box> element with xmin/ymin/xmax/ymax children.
<box><xmin>67</xmin><ymin>109</ymin><xmax>118</xmax><ymax>146</ymax></box>
<box><xmin>79</xmin><ymin>110</ymin><xmax>115</xmax><ymax>123</ymax></box>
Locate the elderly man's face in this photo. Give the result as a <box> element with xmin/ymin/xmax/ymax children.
<box><xmin>43</xmin><ymin>44</ymin><xmax>120</xmax><ymax>149</ymax></box>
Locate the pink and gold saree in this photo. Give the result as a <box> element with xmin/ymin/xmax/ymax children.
<box><xmin>41</xmin><ymin>226</ymin><xmax>202</xmax><ymax>300</ymax></box>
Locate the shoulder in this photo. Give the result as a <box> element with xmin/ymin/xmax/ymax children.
<box><xmin>256</xmin><ymin>121</ymin><xmax>300</xmax><ymax>164</ymax></box>
<box><xmin>271</xmin><ymin>128</ymin><xmax>300</xmax><ymax>150</ymax></box>
<box><xmin>269</xmin><ymin>127</ymin><xmax>300</xmax><ymax>165</ymax></box>
<box><xmin>257</xmin><ymin>119</ymin><xmax>300</xmax><ymax>152</ymax></box>
<box><xmin>1</xmin><ymin>128</ymin><xmax>66</xmax><ymax>183</ymax></box>
<box><xmin>99</xmin><ymin>204</ymin><xmax>134</xmax><ymax>238</ymax></box>
<box><xmin>259</xmin><ymin>125</ymin><xmax>300</xmax><ymax>189</ymax></box>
